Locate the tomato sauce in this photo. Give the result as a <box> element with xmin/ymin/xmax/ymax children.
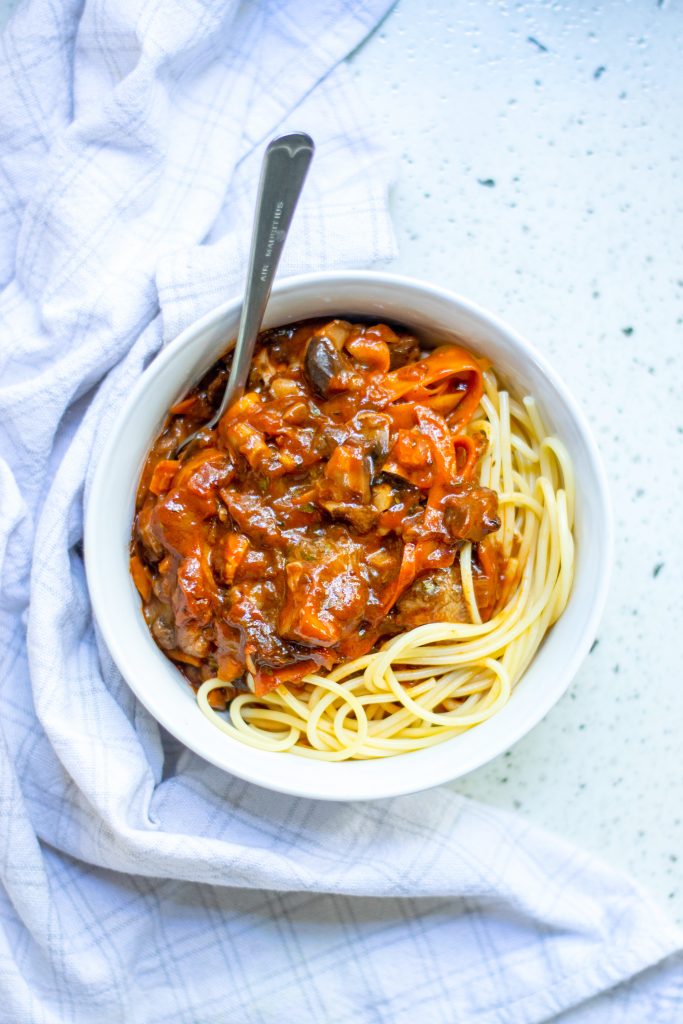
<box><xmin>131</xmin><ymin>319</ymin><xmax>501</xmax><ymax>705</ymax></box>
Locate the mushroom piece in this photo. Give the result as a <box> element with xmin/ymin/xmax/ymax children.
<box><xmin>443</xmin><ymin>485</ymin><xmax>501</xmax><ymax>542</ymax></box>
<box><xmin>387</xmin><ymin>332</ymin><xmax>421</xmax><ymax>369</ymax></box>
<box><xmin>303</xmin><ymin>335</ymin><xmax>347</xmax><ymax>397</ymax></box>
<box><xmin>318</xmin><ymin>500</ymin><xmax>379</xmax><ymax>534</ymax></box>
<box><xmin>393</xmin><ymin>566</ymin><xmax>468</xmax><ymax>629</ymax></box>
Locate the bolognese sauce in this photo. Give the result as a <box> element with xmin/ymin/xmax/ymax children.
<box><xmin>130</xmin><ymin>319</ymin><xmax>502</xmax><ymax>708</ymax></box>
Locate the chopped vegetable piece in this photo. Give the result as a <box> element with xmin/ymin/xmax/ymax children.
<box><xmin>149</xmin><ymin>459</ymin><xmax>180</xmax><ymax>495</ymax></box>
<box><xmin>130</xmin><ymin>554</ymin><xmax>153</xmax><ymax>602</ymax></box>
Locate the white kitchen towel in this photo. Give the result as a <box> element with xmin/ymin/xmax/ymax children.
<box><xmin>0</xmin><ymin>2</ymin><xmax>681</xmax><ymax>1022</ymax></box>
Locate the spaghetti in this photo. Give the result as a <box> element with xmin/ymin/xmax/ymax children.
<box><xmin>191</xmin><ymin>361</ymin><xmax>575</xmax><ymax>761</ymax></box>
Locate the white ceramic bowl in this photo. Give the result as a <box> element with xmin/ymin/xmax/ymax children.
<box><xmin>85</xmin><ymin>271</ymin><xmax>612</xmax><ymax>801</ymax></box>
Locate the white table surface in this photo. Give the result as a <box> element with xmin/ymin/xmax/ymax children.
<box><xmin>2</xmin><ymin>0</ymin><xmax>681</xmax><ymax>926</ymax></box>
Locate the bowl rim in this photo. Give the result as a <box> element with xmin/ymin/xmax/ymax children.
<box><xmin>85</xmin><ymin>269</ymin><xmax>613</xmax><ymax>800</ymax></box>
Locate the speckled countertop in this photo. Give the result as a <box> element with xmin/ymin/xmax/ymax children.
<box><xmin>2</xmin><ymin>0</ymin><xmax>681</xmax><ymax>925</ymax></box>
<box><xmin>348</xmin><ymin>0</ymin><xmax>683</xmax><ymax>923</ymax></box>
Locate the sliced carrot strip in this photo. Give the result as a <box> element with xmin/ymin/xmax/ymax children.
<box><xmin>170</xmin><ymin>396</ymin><xmax>200</xmax><ymax>416</ymax></box>
<box><xmin>426</xmin><ymin>391</ymin><xmax>466</xmax><ymax>416</ymax></box>
<box><xmin>386</xmin><ymin>403</ymin><xmax>418</xmax><ymax>430</ymax></box>
<box><xmin>207</xmin><ymin>688</ymin><xmax>229</xmax><ymax>710</ymax></box>
<box><xmin>376</xmin><ymin>542</ymin><xmax>418</xmax><ymax>617</ymax></box>
<box><xmin>254</xmin><ymin>659</ymin><xmax>318</xmax><ymax>696</ymax></box>
<box><xmin>149</xmin><ymin>459</ymin><xmax>180</xmax><ymax>495</ymax></box>
<box><xmin>453</xmin><ymin>435</ymin><xmax>478</xmax><ymax>481</ymax></box>
<box><xmin>381</xmin><ymin>346</ymin><xmax>484</xmax><ymax>428</ymax></box>
<box><xmin>130</xmin><ymin>554</ymin><xmax>153</xmax><ymax>603</ymax></box>
<box><xmin>223</xmin><ymin>534</ymin><xmax>249</xmax><ymax>584</ymax></box>
<box><xmin>168</xmin><ymin>649</ymin><xmax>203</xmax><ymax>668</ymax></box>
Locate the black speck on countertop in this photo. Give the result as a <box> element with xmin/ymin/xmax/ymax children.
<box><xmin>622</xmin><ymin>326</ymin><xmax>634</xmax><ymax>336</ymax></box>
<box><xmin>527</xmin><ymin>36</ymin><xmax>548</xmax><ymax>52</ymax></box>
<box><xmin>653</xmin><ymin>562</ymin><xmax>665</xmax><ymax>578</ymax></box>
<box><xmin>593</xmin><ymin>66</ymin><xmax>607</xmax><ymax>79</ymax></box>
<box><xmin>477</xmin><ymin>178</ymin><xmax>496</xmax><ymax>187</ymax></box>
<box><xmin>590</xmin><ymin>638</ymin><xmax>600</xmax><ymax>654</ymax></box>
